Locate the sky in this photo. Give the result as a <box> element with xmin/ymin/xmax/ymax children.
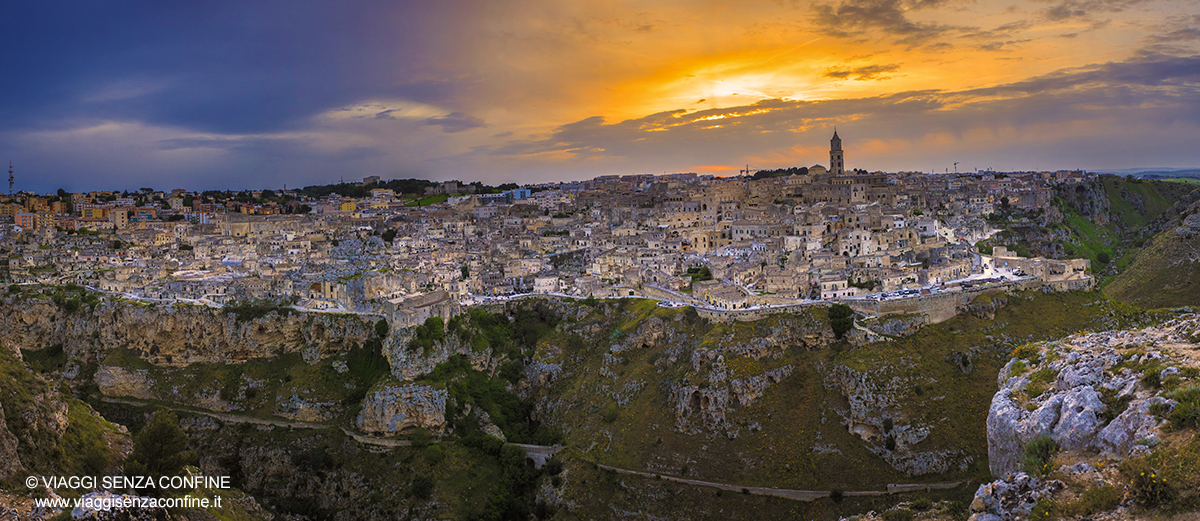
<box><xmin>2</xmin><ymin>0</ymin><xmax>1199</xmax><ymax>193</ymax></box>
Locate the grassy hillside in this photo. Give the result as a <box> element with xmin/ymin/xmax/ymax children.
<box><xmin>1104</xmin><ymin>201</ymin><xmax>1200</xmax><ymax>308</ymax></box>
<box><xmin>522</xmin><ymin>293</ymin><xmax>1164</xmax><ymax>493</ymax></box>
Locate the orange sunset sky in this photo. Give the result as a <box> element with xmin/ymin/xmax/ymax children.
<box><xmin>4</xmin><ymin>0</ymin><xmax>1199</xmax><ymax>190</ymax></box>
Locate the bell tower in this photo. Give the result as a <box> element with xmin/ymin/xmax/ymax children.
<box><xmin>830</xmin><ymin>129</ymin><xmax>844</xmax><ymax>175</ymax></box>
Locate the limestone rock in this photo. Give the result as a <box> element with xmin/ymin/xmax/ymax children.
<box><xmin>0</xmin><ymin>404</ymin><xmax>25</xmax><ymax>482</ymax></box>
<box><xmin>71</xmin><ymin>491</ymin><xmax>170</xmax><ymax>520</ymax></box>
<box><xmin>356</xmin><ymin>383</ymin><xmax>448</xmax><ymax>435</ymax></box>
<box><xmin>96</xmin><ymin>365</ymin><xmax>157</xmax><ymax>400</ymax></box>
<box><xmin>969</xmin><ymin>473</ymin><xmax>1062</xmax><ymax>521</ymax></box>
<box><xmin>1051</xmin><ymin>386</ymin><xmax>1105</xmax><ymax>450</ymax></box>
<box><xmin>1096</xmin><ymin>397</ymin><xmax>1173</xmax><ymax>458</ymax></box>
<box><xmin>0</xmin><ymin>296</ymin><xmax>375</xmax><ymax>367</ymax></box>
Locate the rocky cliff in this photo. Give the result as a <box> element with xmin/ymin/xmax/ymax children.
<box><xmin>0</xmin><ymin>293</ymin><xmax>376</xmax><ymax>366</ymax></box>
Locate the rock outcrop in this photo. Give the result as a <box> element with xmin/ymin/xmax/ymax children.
<box><xmin>356</xmin><ymin>383</ymin><xmax>448</xmax><ymax>435</ymax></box>
<box><xmin>986</xmin><ymin>315</ymin><xmax>1199</xmax><ymax>478</ymax></box>
<box><xmin>0</xmin><ymin>295</ymin><xmax>375</xmax><ymax>366</ymax></box>
<box><xmin>0</xmin><ymin>404</ymin><xmax>24</xmax><ymax>482</ymax></box>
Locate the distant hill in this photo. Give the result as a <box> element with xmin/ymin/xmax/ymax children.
<box><xmin>1094</xmin><ymin>167</ymin><xmax>1200</xmax><ymax>180</ymax></box>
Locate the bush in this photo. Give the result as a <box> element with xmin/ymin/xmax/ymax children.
<box><xmin>411</xmin><ymin>475</ymin><xmax>435</xmax><ymax>500</ymax></box>
<box><xmin>1170</xmin><ymin>402</ymin><xmax>1200</xmax><ymax>430</ymax></box>
<box><xmin>1012</xmin><ymin>344</ymin><xmax>1040</xmax><ymax>362</ymax></box>
<box><xmin>409</xmin><ymin>427</ymin><xmax>432</xmax><ymax>449</ymax></box>
<box><xmin>374</xmin><ymin>319</ymin><xmax>389</xmax><ymax>339</ymax></box>
<box><xmin>123</xmin><ymin>409</ymin><xmax>198</xmax><ymax>485</ymax></box>
<box><xmin>1130</xmin><ymin>466</ymin><xmax>1177</xmax><ymax>507</ymax></box>
<box><xmin>1022</xmin><ymin>435</ymin><xmax>1058</xmax><ymax>477</ymax></box>
<box><xmin>882</xmin><ymin>508</ymin><xmax>914</xmax><ymax>521</ymax></box>
<box><xmin>910</xmin><ymin>498</ymin><xmax>932</xmax><ymax>511</ymax></box>
<box><xmin>602</xmin><ymin>403</ymin><xmax>619</xmax><ymax>424</ymax></box>
<box><xmin>1029</xmin><ymin>498</ymin><xmax>1056</xmax><ymax>521</ymax></box>
<box><xmin>424</xmin><ymin>444</ymin><xmax>444</xmax><ymax>464</ymax></box>
<box><xmin>1141</xmin><ymin>368</ymin><xmax>1163</xmax><ymax>389</ymax></box>
<box><xmin>828</xmin><ymin>304</ymin><xmax>855</xmax><ymax>339</ymax></box>
<box><xmin>1060</xmin><ymin>485</ymin><xmax>1120</xmax><ymax>517</ymax></box>
<box><xmin>830</xmin><ymin>489</ymin><xmax>844</xmax><ymax>503</ymax></box>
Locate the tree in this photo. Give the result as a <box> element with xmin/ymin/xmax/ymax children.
<box><xmin>460</xmin><ymin>265</ymin><xmax>470</xmax><ymax>279</ymax></box>
<box><xmin>382</xmin><ymin>229</ymin><xmax>398</xmax><ymax>243</ymax></box>
<box><xmin>124</xmin><ymin>409</ymin><xmax>198</xmax><ymax>483</ymax></box>
<box><xmin>1000</xmin><ymin>196</ymin><xmax>1010</xmax><ymax>210</ymax></box>
<box><xmin>828</xmin><ymin>304</ymin><xmax>855</xmax><ymax>339</ymax></box>
<box><xmin>1096</xmin><ymin>252</ymin><xmax>1110</xmax><ymax>265</ymax></box>
<box><xmin>374</xmin><ymin>319</ymin><xmax>389</xmax><ymax>339</ymax></box>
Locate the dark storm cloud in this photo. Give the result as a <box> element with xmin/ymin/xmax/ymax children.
<box><xmin>812</xmin><ymin>0</ymin><xmax>965</xmax><ymax>44</ymax></box>
<box><xmin>0</xmin><ymin>1</ymin><xmax>451</xmax><ymax>135</ymax></box>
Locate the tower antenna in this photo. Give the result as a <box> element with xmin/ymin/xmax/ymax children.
<box><xmin>8</xmin><ymin>161</ymin><xmax>12</xmax><ymax>197</ymax></box>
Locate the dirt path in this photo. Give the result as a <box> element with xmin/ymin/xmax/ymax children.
<box><xmin>593</xmin><ymin>463</ymin><xmax>961</xmax><ymax>503</ymax></box>
<box><xmin>99</xmin><ymin>396</ymin><xmax>564</xmax><ymax>459</ymax></box>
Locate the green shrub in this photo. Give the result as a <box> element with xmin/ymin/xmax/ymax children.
<box><xmin>1170</xmin><ymin>402</ymin><xmax>1200</xmax><ymax>430</ymax></box>
<box><xmin>882</xmin><ymin>508</ymin><xmax>914</xmax><ymax>521</ymax></box>
<box><xmin>1130</xmin><ymin>466</ymin><xmax>1177</xmax><ymax>507</ymax></box>
<box><xmin>1141</xmin><ymin>368</ymin><xmax>1163</xmax><ymax>389</ymax></box>
<box><xmin>1022</xmin><ymin>435</ymin><xmax>1058</xmax><ymax>477</ymax></box>
<box><xmin>1010</xmin><ymin>359</ymin><xmax>1028</xmax><ymax>375</ymax></box>
<box><xmin>602</xmin><ymin>403</ymin><xmax>619</xmax><ymax>424</ymax></box>
<box><xmin>910</xmin><ymin>497</ymin><xmax>932</xmax><ymax>511</ymax></box>
<box><xmin>830</xmin><ymin>489</ymin><xmax>844</xmax><ymax>503</ymax></box>
<box><xmin>1167</xmin><ymin>384</ymin><xmax>1200</xmax><ymax>430</ymax></box>
<box><xmin>1029</xmin><ymin>498</ymin><xmax>1056</xmax><ymax>521</ymax></box>
<box><xmin>123</xmin><ymin>408</ymin><xmax>198</xmax><ymax>486</ymax></box>
<box><xmin>410</xmin><ymin>475</ymin><xmax>435</xmax><ymax>500</ymax></box>
<box><xmin>409</xmin><ymin>427</ymin><xmax>432</xmax><ymax>449</ymax></box>
<box><xmin>828</xmin><ymin>304</ymin><xmax>855</xmax><ymax>339</ymax></box>
<box><xmin>1060</xmin><ymin>485</ymin><xmax>1121</xmax><ymax>517</ymax></box>
<box><xmin>424</xmin><ymin>444</ymin><xmax>444</xmax><ymax>464</ymax></box>
<box><xmin>1012</xmin><ymin>344</ymin><xmax>1041</xmax><ymax>362</ymax></box>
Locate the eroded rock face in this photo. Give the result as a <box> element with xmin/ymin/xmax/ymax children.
<box><xmin>96</xmin><ymin>366</ymin><xmax>157</xmax><ymax>400</ymax></box>
<box><xmin>1096</xmin><ymin>397</ymin><xmax>1175</xmax><ymax>458</ymax></box>
<box><xmin>0</xmin><ymin>296</ymin><xmax>375</xmax><ymax>367</ymax></box>
<box><xmin>0</xmin><ymin>404</ymin><xmax>25</xmax><ymax>482</ymax></box>
<box><xmin>384</xmin><ymin>332</ymin><xmax>492</xmax><ymax>381</ymax></box>
<box><xmin>356</xmin><ymin>383</ymin><xmax>448</xmax><ymax>435</ymax></box>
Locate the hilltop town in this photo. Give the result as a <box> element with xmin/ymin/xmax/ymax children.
<box><xmin>0</xmin><ymin>133</ymin><xmax>1094</xmax><ymax>328</ymax></box>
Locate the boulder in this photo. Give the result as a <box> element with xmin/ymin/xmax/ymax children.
<box><xmin>1096</xmin><ymin>397</ymin><xmax>1173</xmax><ymax>458</ymax></box>
<box><xmin>356</xmin><ymin>383</ymin><xmax>448</xmax><ymax>435</ymax></box>
<box><xmin>1051</xmin><ymin>386</ymin><xmax>1106</xmax><ymax>450</ymax></box>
